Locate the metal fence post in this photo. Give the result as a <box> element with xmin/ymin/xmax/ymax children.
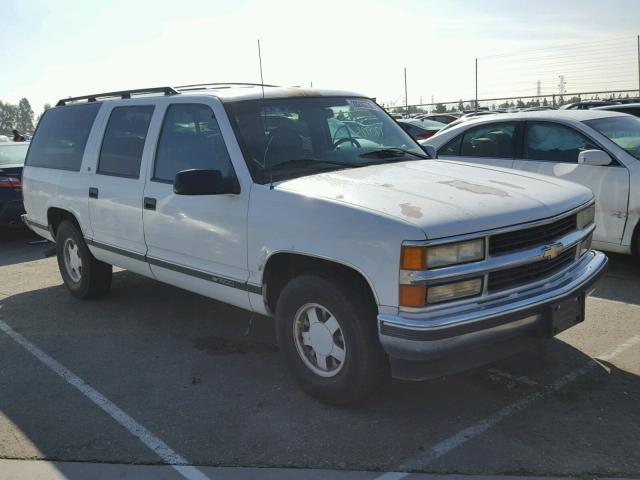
<box><xmin>475</xmin><ymin>58</ymin><xmax>478</xmax><ymax>113</ymax></box>
<box><xmin>404</xmin><ymin>67</ymin><xmax>408</xmax><ymax>115</ymax></box>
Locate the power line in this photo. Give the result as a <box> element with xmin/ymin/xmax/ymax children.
<box><xmin>478</xmin><ymin>35</ymin><xmax>635</xmax><ymax>60</ymax></box>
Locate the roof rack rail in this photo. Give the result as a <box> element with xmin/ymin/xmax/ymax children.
<box><xmin>56</xmin><ymin>86</ymin><xmax>179</xmax><ymax>107</ymax></box>
<box><xmin>174</xmin><ymin>82</ymin><xmax>279</xmax><ymax>91</ymax></box>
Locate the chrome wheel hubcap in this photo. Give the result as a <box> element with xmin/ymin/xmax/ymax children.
<box><xmin>63</xmin><ymin>238</ymin><xmax>82</xmax><ymax>283</ymax></box>
<box><xmin>293</xmin><ymin>303</ymin><xmax>346</xmax><ymax>377</ymax></box>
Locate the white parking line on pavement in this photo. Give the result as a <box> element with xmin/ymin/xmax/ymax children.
<box><xmin>372</xmin><ymin>473</ymin><xmax>410</xmax><ymax>480</ymax></box>
<box><xmin>0</xmin><ymin>319</ymin><xmax>210</xmax><ymax>480</ymax></box>
<box><xmin>389</xmin><ymin>334</ymin><xmax>640</xmax><ymax>474</ymax></box>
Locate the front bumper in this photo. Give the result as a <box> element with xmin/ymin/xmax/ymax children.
<box><xmin>378</xmin><ymin>250</ymin><xmax>607</xmax><ymax>368</ymax></box>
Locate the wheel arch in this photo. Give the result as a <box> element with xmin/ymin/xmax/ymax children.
<box><xmin>632</xmin><ymin>218</ymin><xmax>640</xmax><ymax>257</ymax></box>
<box><xmin>47</xmin><ymin>207</ymin><xmax>83</xmax><ymax>238</ymax></box>
<box><xmin>261</xmin><ymin>251</ymin><xmax>380</xmax><ymax>316</ymax></box>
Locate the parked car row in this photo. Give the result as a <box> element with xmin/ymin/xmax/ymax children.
<box><xmin>21</xmin><ymin>84</ymin><xmax>606</xmax><ymax>404</ymax></box>
<box><xmin>422</xmin><ymin>109</ymin><xmax>640</xmax><ymax>256</ymax></box>
<box><xmin>397</xmin><ymin>118</ymin><xmax>446</xmax><ymax>140</ymax></box>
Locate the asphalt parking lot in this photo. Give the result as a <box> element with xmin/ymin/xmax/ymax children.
<box><xmin>1</xmin><ymin>228</ymin><xmax>639</xmax><ymax>479</ymax></box>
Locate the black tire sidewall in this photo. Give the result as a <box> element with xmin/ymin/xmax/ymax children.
<box><xmin>56</xmin><ymin>221</ymin><xmax>93</xmax><ymax>298</ymax></box>
<box><xmin>275</xmin><ymin>274</ymin><xmax>384</xmax><ymax>404</ymax></box>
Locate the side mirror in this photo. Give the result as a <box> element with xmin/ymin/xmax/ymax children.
<box><xmin>578</xmin><ymin>149</ymin><xmax>612</xmax><ymax>166</ymax></box>
<box><xmin>173</xmin><ymin>169</ymin><xmax>237</xmax><ymax>195</ymax></box>
<box><xmin>421</xmin><ymin>144</ymin><xmax>437</xmax><ymax>159</ymax></box>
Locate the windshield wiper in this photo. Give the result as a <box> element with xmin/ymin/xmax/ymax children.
<box><xmin>359</xmin><ymin>148</ymin><xmax>429</xmax><ymax>160</ymax></box>
<box><xmin>267</xmin><ymin>158</ymin><xmax>348</xmax><ymax>171</ymax></box>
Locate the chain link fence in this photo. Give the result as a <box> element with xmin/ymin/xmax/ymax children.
<box><xmin>385</xmin><ymin>36</ymin><xmax>640</xmax><ymax>116</ymax></box>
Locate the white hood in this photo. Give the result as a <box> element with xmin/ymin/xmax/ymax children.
<box><xmin>277</xmin><ymin>160</ymin><xmax>593</xmax><ymax>239</ymax></box>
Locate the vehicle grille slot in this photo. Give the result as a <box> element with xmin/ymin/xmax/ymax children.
<box><xmin>489</xmin><ymin>214</ymin><xmax>576</xmax><ymax>255</ymax></box>
<box><xmin>487</xmin><ymin>247</ymin><xmax>577</xmax><ymax>292</ymax></box>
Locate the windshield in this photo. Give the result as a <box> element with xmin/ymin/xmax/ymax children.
<box><xmin>584</xmin><ymin>115</ymin><xmax>640</xmax><ymax>160</ymax></box>
<box><xmin>225</xmin><ymin>96</ymin><xmax>425</xmax><ymax>183</ymax></box>
<box><xmin>0</xmin><ymin>143</ymin><xmax>29</xmax><ymax>166</ymax></box>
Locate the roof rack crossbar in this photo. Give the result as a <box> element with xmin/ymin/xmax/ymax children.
<box><xmin>56</xmin><ymin>86</ymin><xmax>179</xmax><ymax>106</ymax></box>
<box><xmin>174</xmin><ymin>82</ymin><xmax>279</xmax><ymax>90</ymax></box>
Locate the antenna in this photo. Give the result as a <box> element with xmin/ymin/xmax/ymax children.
<box><xmin>257</xmin><ymin>39</ymin><xmax>265</xmax><ymax>100</ymax></box>
<box><xmin>257</xmin><ymin>39</ymin><xmax>273</xmax><ymax>188</ymax></box>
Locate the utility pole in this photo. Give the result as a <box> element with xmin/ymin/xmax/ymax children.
<box><xmin>637</xmin><ymin>35</ymin><xmax>640</xmax><ymax>96</ymax></box>
<box><xmin>475</xmin><ymin>58</ymin><xmax>478</xmax><ymax>112</ymax></box>
<box><xmin>558</xmin><ymin>75</ymin><xmax>566</xmax><ymax>95</ymax></box>
<box><xmin>404</xmin><ymin>67</ymin><xmax>408</xmax><ymax>114</ymax></box>
<box><xmin>536</xmin><ymin>80</ymin><xmax>541</xmax><ymax>97</ymax></box>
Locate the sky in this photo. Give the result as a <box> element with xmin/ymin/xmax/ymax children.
<box><xmin>1</xmin><ymin>0</ymin><xmax>639</xmax><ymax>114</ymax></box>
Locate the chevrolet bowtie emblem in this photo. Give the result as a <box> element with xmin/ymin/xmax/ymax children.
<box><xmin>542</xmin><ymin>242</ymin><xmax>563</xmax><ymax>260</ymax></box>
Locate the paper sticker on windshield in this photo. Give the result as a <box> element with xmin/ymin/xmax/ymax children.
<box><xmin>346</xmin><ymin>99</ymin><xmax>378</xmax><ymax>110</ymax></box>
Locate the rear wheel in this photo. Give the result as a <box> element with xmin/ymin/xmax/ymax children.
<box><xmin>275</xmin><ymin>273</ymin><xmax>387</xmax><ymax>405</ymax></box>
<box><xmin>56</xmin><ymin>220</ymin><xmax>112</xmax><ymax>299</ymax></box>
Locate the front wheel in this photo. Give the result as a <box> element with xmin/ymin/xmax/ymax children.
<box><xmin>275</xmin><ymin>273</ymin><xmax>387</xmax><ymax>405</ymax></box>
<box><xmin>56</xmin><ymin>220</ymin><xmax>112</xmax><ymax>299</ymax></box>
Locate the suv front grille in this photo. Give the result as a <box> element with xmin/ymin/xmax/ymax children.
<box><xmin>489</xmin><ymin>214</ymin><xmax>577</xmax><ymax>256</ymax></box>
<box><xmin>487</xmin><ymin>246</ymin><xmax>577</xmax><ymax>293</ymax></box>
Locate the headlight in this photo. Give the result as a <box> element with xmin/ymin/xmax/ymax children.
<box><xmin>401</xmin><ymin>239</ymin><xmax>485</xmax><ymax>271</ymax></box>
<box><xmin>399</xmin><ymin>278</ymin><xmax>483</xmax><ymax>307</ymax></box>
<box><xmin>427</xmin><ymin>278</ymin><xmax>483</xmax><ymax>303</ymax></box>
<box><xmin>426</xmin><ymin>239</ymin><xmax>485</xmax><ymax>269</ymax></box>
<box><xmin>577</xmin><ymin>204</ymin><xmax>595</xmax><ymax>229</ymax></box>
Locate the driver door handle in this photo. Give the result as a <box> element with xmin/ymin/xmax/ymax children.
<box><xmin>144</xmin><ymin>197</ymin><xmax>156</xmax><ymax>211</ymax></box>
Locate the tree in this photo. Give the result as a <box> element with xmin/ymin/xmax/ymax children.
<box><xmin>0</xmin><ymin>101</ymin><xmax>18</xmax><ymax>136</ymax></box>
<box><xmin>457</xmin><ymin>99</ymin><xmax>464</xmax><ymax>112</ymax></box>
<box><xmin>434</xmin><ymin>103</ymin><xmax>446</xmax><ymax>113</ymax></box>
<box><xmin>16</xmin><ymin>98</ymin><xmax>34</xmax><ymax>133</ymax></box>
<box><xmin>542</xmin><ymin>98</ymin><xmax>549</xmax><ymax>107</ymax></box>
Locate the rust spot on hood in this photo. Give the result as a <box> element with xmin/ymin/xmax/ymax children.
<box><xmin>400</xmin><ymin>203</ymin><xmax>423</xmax><ymax>219</ymax></box>
<box><xmin>439</xmin><ymin>180</ymin><xmax>509</xmax><ymax>197</ymax></box>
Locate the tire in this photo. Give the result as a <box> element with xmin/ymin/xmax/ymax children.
<box><xmin>56</xmin><ymin>220</ymin><xmax>112</xmax><ymax>299</ymax></box>
<box><xmin>275</xmin><ymin>273</ymin><xmax>387</xmax><ymax>405</ymax></box>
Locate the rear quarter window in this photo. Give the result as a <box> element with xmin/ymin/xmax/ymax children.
<box><xmin>26</xmin><ymin>103</ymin><xmax>101</xmax><ymax>171</ymax></box>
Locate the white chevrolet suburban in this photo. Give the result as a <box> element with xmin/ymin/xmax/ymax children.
<box><xmin>22</xmin><ymin>84</ymin><xmax>607</xmax><ymax>404</ymax></box>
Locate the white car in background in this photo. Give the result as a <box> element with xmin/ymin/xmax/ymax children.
<box><xmin>423</xmin><ymin>110</ymin><xmax>640</xmax><ymax>257</ymax></box>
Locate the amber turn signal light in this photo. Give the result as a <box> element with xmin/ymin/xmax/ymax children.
<box><xmin>400</xmin><ymin>246</ymin><xmax>426</xmax><ymax>270</ymax></box>
<box><xmin>399</xmin><ymin>285</ymin><xmax>427</xmax><ymax>307</ymax></box>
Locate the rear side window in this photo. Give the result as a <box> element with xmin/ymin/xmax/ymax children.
<box><xmin>459</xmin><ymin>123</ymin><xmax>516</xmax><ymax>158</ymax></box>
<box><xmin>524</xmin><ymin>122</ymin><xmax>598</xmax><ymax>163</ymax></box>
<box><xmin>440</xmin><ymin>135</ymin><xmax>462</xmax><ymax>155</ymax></box>
<box><xmin>154</xmin><ymin>103</ymin><xmax>234</xmax><ymax>183</ymax></box>
<box><xmin>98</xmin><ymin>106</ymin><xmax>154</xmax><ymax>177</ymax></box>
<box><xmin>26</xmin><ymin>103</ymin><xmax>101</xmax><ymax>171</ymax></box>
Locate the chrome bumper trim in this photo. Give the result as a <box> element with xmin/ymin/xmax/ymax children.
<box><xmin>379</xmin><ymin>250</ymin><xmax>607</xmax><ymax>360</ymax></box>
